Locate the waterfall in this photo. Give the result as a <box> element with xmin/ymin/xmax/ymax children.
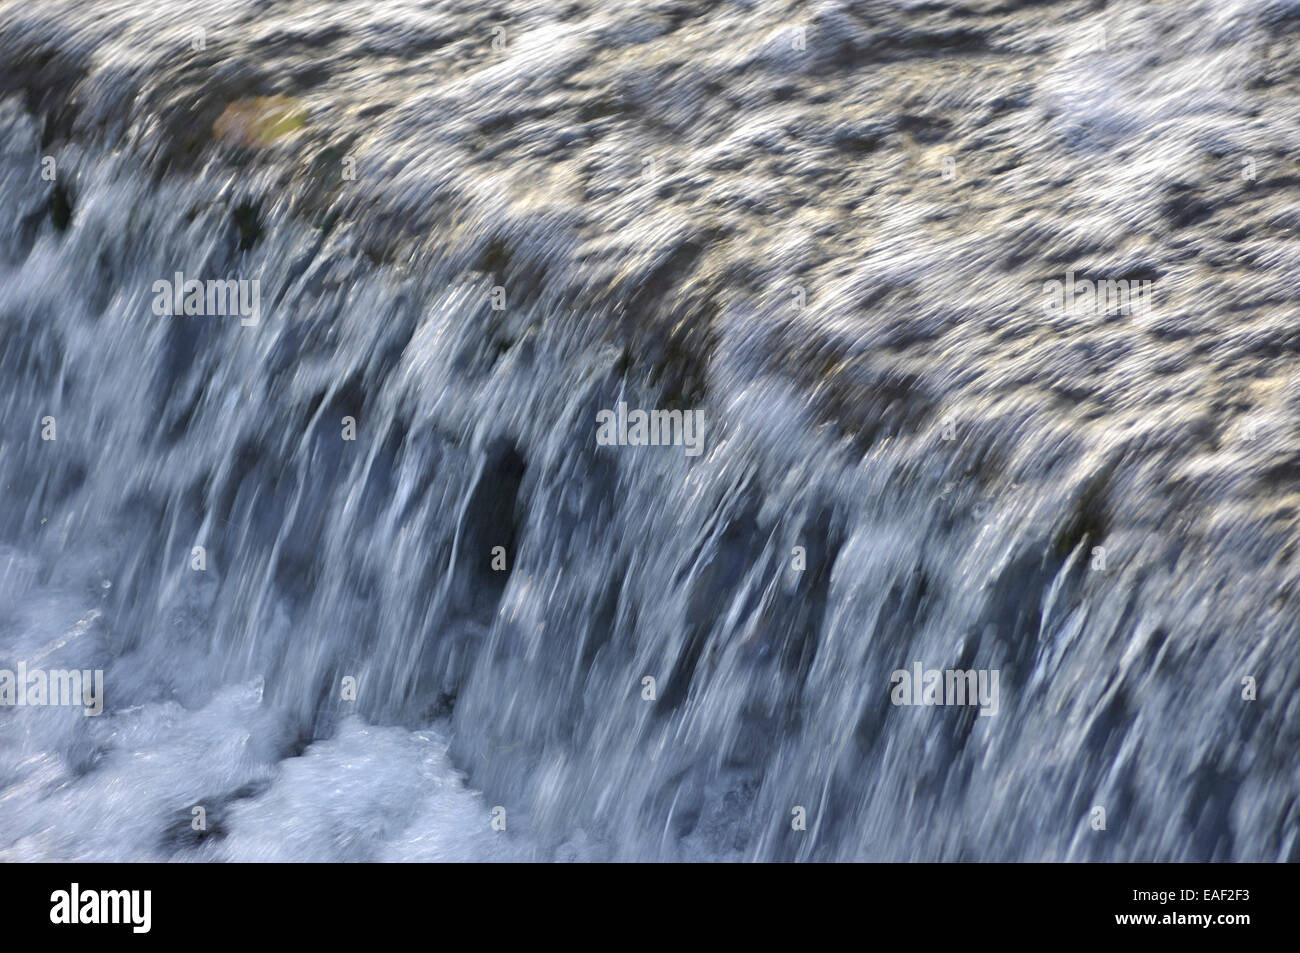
<box><xmin>1</xmin><ymin>0</ymin><xmax>1297</xmax><ymax>861</ymax></box>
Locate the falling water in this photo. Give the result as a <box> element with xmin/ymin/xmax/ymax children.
<box><xmin>1</xmin><ymin>0</ymin><xmax>1299</xmax><ymax>861</ymax></box>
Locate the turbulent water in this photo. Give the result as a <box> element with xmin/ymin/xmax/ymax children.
<box><xmin>1</xmin><ymin>0</ymin><xmax>1298</xmax><ymax>862</ymax></box>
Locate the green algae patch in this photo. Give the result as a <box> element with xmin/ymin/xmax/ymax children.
<box><xmin>213</xmin><ymin>96</ymin><xmax>308</xmax><ymax>148</ymax></box>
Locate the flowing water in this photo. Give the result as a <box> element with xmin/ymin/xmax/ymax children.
<box><xmin>1</xmin><ymin>0</ymin><xmax>1299</xmax><ymax>861</ymax></box>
